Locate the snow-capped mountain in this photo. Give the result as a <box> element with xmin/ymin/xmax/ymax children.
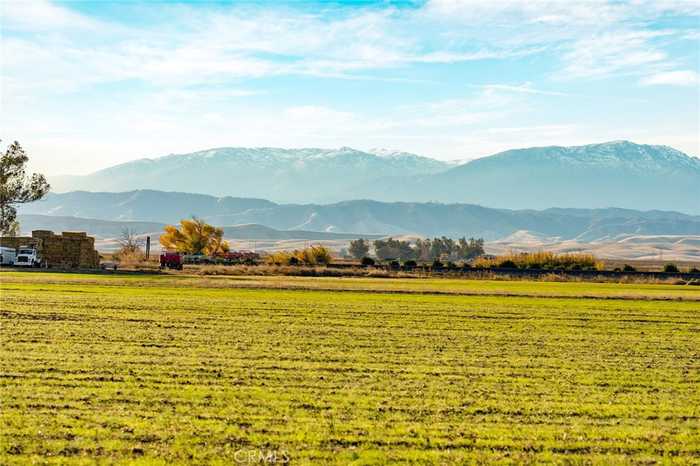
<box><xmin>361</xmin><ymin>141</ymin><xmax>700</xmax><ymax>214</ymax></box>
<box><xmin>51</xmin><ymin>147</ymin><xmax>451</xmax><ymax>203</ymax></box>
<box><xmin>50</xmin><ymin>141</ymin><xmax>700</xmax><ymax>213</ymax></box>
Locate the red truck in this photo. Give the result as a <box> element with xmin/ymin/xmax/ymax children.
<box><xmin>160</xmin><ymin>252</ymin><xmax>183</xmax><ymax>270</ymax></box>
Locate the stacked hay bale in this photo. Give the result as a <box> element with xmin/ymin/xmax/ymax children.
<box><xmin>61</xmin><ymin>232</ymin><xmax>84</xmax><ymax>268</ymax></box>
<box><xmin>76</xmin><ymin>233</ymin><xmax>99</xmax><ymax>268</ymax></box>
<box><xmin>58</xmin><ymin>232</ymin><xmax>100</xmax><ymax>268</ymax></box>
<box><xmin>33</xmin><ymin>230</ymin><xmax>61</xmax><ymax>265</ymax></box>
<box><xmin>0</xmin><ymin>236</ymin><xmax>39</xmax><ymax>250</ymax></box>
<box><xmin>0</xmin><ymin>231</ymin><xmax>100</xmax><ymax>268</ymax></box>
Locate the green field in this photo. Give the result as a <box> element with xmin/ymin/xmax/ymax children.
<box><xmin>1</xmin><ymin>271</ymin><xmax>699</xmax><ymax>464</ymax></box>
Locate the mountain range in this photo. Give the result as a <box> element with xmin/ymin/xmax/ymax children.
<box><xmin>49</xmin><ymin>141</ymin><xmax>700</xmax><ymax>214</ymax></box>
<box><xmin>17</xmin><ymin>214</ymin><xmax>382</xmax><ymax>242</ymax></box>
<box><xmin>19</xmin><ymin>190</ymin><xmax>700</xmax><ymax>242</ymax></box>
<box><xmin>50</xmin><ymin>147</ymin><xmax>450</xmax><ymax>205</ymax></box>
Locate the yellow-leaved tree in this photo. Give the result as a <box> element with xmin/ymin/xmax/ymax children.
<box><xmin>159</xmin><ymin>217</ymin><xmax>230</xmax><ymax>255</ymax></box>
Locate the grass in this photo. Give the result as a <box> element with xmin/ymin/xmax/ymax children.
<box><xmin>1</xmin><ymin>271</ymin><xmax>699</xmax><ymax>464</ymax></box>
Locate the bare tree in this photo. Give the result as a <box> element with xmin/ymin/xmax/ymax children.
<box><xmin>117</xmin><ymin>228</ymin><xmax>143</xmax><ymax>254</ymax></box>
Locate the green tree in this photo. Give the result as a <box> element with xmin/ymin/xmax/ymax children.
<box><xmin>373</xmin><ymin>239</ymin><xmax>392</xmax><ymax>260</ymax></box>
<box><xmin>348</xmin><ymin>238</ymin><xmax>370</xmax><ymax>259</ymax></box>
<box><xmin>414</xmin><ymin>238</ymin><xmax>434</xmax><ymax>261</ymax></box>
<box><xmin>0</xmin><ymin>141</ymin><xmax>50</xmax><ymax>235</ymax></box>
<box><xmin>663</xmin><ymin>263</ymin><xmax>679</xmax><ymax>273</ymax></box>
<box><xmin>374</xmin><ymin>238</ymin><xmax>416</xmax><ymax>261</ymax></box>
<box><xmin>457</xmin><ymin>237</ymin><xmax>485</xmax><ymax>260</ymax></box>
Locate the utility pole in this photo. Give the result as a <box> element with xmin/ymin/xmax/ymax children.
<box><xmin>145</xmin><ymin>236</ymin><xmax>151</xmax><ymax>260</ymax></box>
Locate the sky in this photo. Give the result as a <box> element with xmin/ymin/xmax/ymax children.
<box><xmin>1</xmin><ymin>0</ymin><xmax>699</xmax><ymax>176</ymax></box>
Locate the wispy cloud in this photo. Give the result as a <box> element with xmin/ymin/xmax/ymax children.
<box><xmin>480</xmin><ymin>83</ymin><xmax>571</xmax><ymax>96</ymax></box>
<box><xmin>640</xmin><ymin>70</ymin><xmax>700</xmax><ymax>86</ymax></box>
<box><xmin>558</xmin><ymin>30</ymin><xmax>674</xmax><ymax>80</ymax></box>
<box><xmin>1</xmin><ymin>0</ymin><xmax>698</xmax><ymax>173</ymax></box>
<box><xmin>3</xmin><ymin>0</ymin><xmax>698</xmax><ymax>93</ymax></box>
<box><xmin>1</xmin><ymin>0</ymin><xmax>101</xmax><ymax>31</ymax></box>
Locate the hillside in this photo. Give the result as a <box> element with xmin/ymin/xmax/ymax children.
<box><xmin>17</xmin><ymin>214</ymin><xmax>380</xmax><ymax>242</ymax></box>
<box><xmin>19</xmin><ymin>191</ymin><xmax>700</xmax><ymax>241</ymax></box>
<box><xmin>18</xmin><ymin>191</ymin><xmax>276</xmax><ymax>223</ymax></box>
<box><xmin>48</xmin><ymin>141</ymin><xmax>700</xmax><ymax>213</ymax></box>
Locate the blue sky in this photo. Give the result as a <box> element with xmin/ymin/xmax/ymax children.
<box><xmin>1</xmin><ymin>0</ymin><xmax>699</xmax><ymax>175</ymax></box>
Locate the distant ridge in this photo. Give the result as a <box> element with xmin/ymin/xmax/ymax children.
<box><xmin>19</xmin><ymin>190</ymin><xmax>700</xmax><ymax>241</ymax></box>
<box><xmin>17</xmin><ymin>214</ymin><xmax>382</xmax><ymax>241</ymax></box>
<box><xmin>48</xmin><ymin>141</ymin><xmax>700</xmax><ymax>213</ymax></box>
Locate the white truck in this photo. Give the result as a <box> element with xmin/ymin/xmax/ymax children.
<box><xmin>0</xmin><ymin>246</ymin><xmax>16</xmax><ymax>265</ymax></box>
<box><xmin>15</xmin><ymin>247</ymin><xmax>41</xmax><ymax>267</ymax></box>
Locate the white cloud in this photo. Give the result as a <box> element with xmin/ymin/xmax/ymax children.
<box><xmin>480</xmin><ymin>83</ymin><xmax>570</xmax><ymax>96</ymax></box>
<box><xmin>424</xmin><ymin>0</ymin><xmax>627</xmax><ymax>26</ymax></box>
<box><xmin>2</xmin><ymin>0</ymin><xmax>697</xmax><ymax>95</ymax></box>
<box><xmin>0</xmin><ymin>0</ymin><xmax>101</xmax><ymax>31</ymax></box>
<box><xmin>2</xmin><ymin>0</ymin><xmax>698</xmax><ymax>173</ymax></box>
<box><xmin>558</xmin><ymin>30</ymin><xmax>673</xmax><ymax>79</ymax></box>
<box><xmin>640</xmin><ymin>70</ymin><xmax>700</xmax><ymax>86</ymax></box>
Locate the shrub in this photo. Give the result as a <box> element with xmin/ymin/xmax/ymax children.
<box><xmin>265</xmin><ymin>246</ymin><xmax>332</xmax><ymax>266</ymax></box>
<box><xmin>432</xmin><ymin>259</ymin><xmax>444</xmax><ymax>270</ymax></box>
<box><xmin>473</xmin><ymin>251</ymin><xmax>601</xmax><ymax>271</ymax></box>
<box><xmin>114</xmin><ymin>249</ymin><xmax>146</xmax><ymax>267</ymax></box>
<box><xmin>361</xmin><ymin>257</ymin><xmax>375</xmax><ymax>267</ymax></box>
<box><xmin>623</xmin><ymin>264</ymin><xmax>637</xmax><ymax>272</ymax></box>
<box><xmin>403</xmin><ymin>260</ymin><xmax>417</xmax><ymax>270</ymax></box>
<box><xmin>498</xmin><ymin>259</ymin><xmax>517</xmax><ymax>269</ymax></box>
<box><xmin>307</xmin><ymin>245</ymin><xmax>332</xmax><ymax>265</ymax></box>
<box><xmin>690</xmin><ymin>267</ymin><xmax>700</xmax><ymax>274</ymax></box>
<box><xmin>663</xmin><ymin>263</ymin><xmax>680</xmax><ymax>273</ymax></box>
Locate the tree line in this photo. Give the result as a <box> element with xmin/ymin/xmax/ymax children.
<box><xmin>349</xmin><ymin>237</ymin><xmax>484</xmax><ymax>261</ymax></box>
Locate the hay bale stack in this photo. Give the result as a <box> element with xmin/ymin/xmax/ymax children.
<box><xmin>62</xmin><ymin>232</ymin><xmax>87</xmax><ymax>239</ymax></box>
<box><xmin>60</xmin><ymin>237</ymin><xmax>83</xmax><ymax>268</ymax></box>
<box><xmin>1</xmin><ymin>231</ymin><xmax>99</xmax><ymax>268</ymax></box>
<box><xmin>32</xmin><ymin>230</ymin><xmax>54</xmax><ymax>239</ymax></box>
<box><xmin>0</xmin><ymin>236</ymin><xmax>36</xmax><ymax>250</ymax></box>
<box><xmin>41</xmin><ymin>236</ymin><xmax>64</xmax><ymax>266</ymax></box>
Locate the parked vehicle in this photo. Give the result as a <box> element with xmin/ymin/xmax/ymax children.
<box><xmin>182</xmin><ymin>253</ymin><xmax>210</xmax><ymax>265</ymax></box>
<box><xmin>100</xmin><ymin>261</ymin><xmax>118</xmax><ymax>271</ymax></box>
<box><xmin>15</xmin><ymin>247</ymin><xmax>41</xmax><ymax>267</ymax></box>
<box><xmin>160</xmin><ymin>252</ymin><xmax>183</xmax><ymax>270</ymax></box>
<box><xmin>220</xmin><ymin>251</ymin><xmax>260</xmax><ymax>264</ymax></box>
<box><xmin>160</xmin><ymin>250</ymin><xmax>260</xmax><ymax>269</ymax></box>
<box><xmin>0</xmin><ymin>246</ymin><xmax>17</xmax><ymax>265</ymax></box>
